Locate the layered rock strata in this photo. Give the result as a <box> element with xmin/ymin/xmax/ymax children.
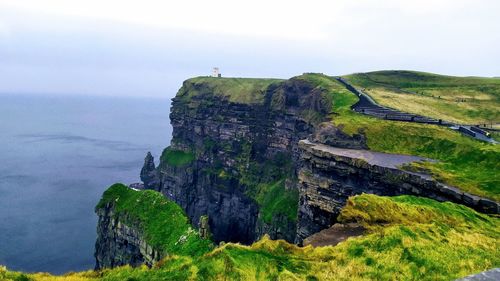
<box><xmin>94</xmin><ymin>202</ymin><xmax>162</xmax><ymax>269</ymax></box>
<box><xmin>296</xmin><ymin>140</ymin><xmax>500</xmax><ymax>243</ymax></box>
<box><xmin>142</xmin><ymin>77</ymin><xmax>332</xmax><ymax>244</ymax></box>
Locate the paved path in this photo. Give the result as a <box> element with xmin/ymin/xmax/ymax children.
<box><xmin>301</xmin><ymin>139</ymin><xmax>429</xmax><ymax>169</ymax></box>
<box><xmin>456</xmin><ymin>268</ymin><xmax>500</xmax><ymax>281</ymax></box>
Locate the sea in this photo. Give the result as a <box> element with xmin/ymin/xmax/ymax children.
<box><xmin>0</xmin><ymin>94</ymin><xmax>172</xmax><ymax>274</ymax></box>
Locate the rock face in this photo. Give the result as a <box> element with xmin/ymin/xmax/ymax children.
<box><xmin>94</xmin><ymin>202</ymin><xmax>162</xmax><ymax>269</ymax></box>
<box><xmin>140</xmin><ymin>152</ymin><xmax>160</xmax><ymax>190</ymax></box>
<box><xmin>142</xmin><ymin>77</ymin><xmax>331</xmax><ymax>244</ymax></box>
<box><xmin>295</xmin><ymin>140</ymin><xmax>500</xmax><ymax>243</ymax></box>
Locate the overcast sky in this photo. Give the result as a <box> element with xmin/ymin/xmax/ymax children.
<box><xmin>1</xmin><ymin>0</ymin><xmax>499</xmax><ymax>97</ymax></box>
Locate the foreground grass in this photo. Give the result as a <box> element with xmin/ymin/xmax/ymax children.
<box><xmin>3</xmin><ymin>193</ymin><xmax>499</xmax><ymax>280</ymax></box>
<box><xmin>344</xmin><ymin>70</ymin><xmax>500</xmax><ymax>124</ymax></box>
<box><xmin>298</xmin><ymin>73</ymin><xmax>500</xmax><ymax>201</ymax></box>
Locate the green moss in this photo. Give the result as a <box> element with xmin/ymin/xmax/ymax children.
<box><xmin>96</xmin><ymin>184</ymin><xmax>213</xmax><ymax>258</ymax></box>
<box><xmin>238</xmin><ymin>151</ymin><xmax>299</xmax><ymax>224</ymax></box>
<box><xmin>160</xmin><ymin>147</ymin><xmax>195</xmax><ymax>167</ymax></box>
<box><xmin>253</xmin><ymin>179</ymin><xmax>299</xmax><ymax>223</ymax></box>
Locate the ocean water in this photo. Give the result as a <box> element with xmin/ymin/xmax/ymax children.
<box><xmin>0</xmin><ymin>94</ymin><xmax>172</xmax><ymax>274</ymax></box>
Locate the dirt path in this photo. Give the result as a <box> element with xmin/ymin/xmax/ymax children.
<box><xmin>303</xmin><ymin>223</ymin><xmax>366</xmax><ymax>247</ymax></box>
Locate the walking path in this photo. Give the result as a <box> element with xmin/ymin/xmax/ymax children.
<box><xmin>334</xmin><ymin>77</ymin><xmax>497</xmax><ymax>144</ymax></box>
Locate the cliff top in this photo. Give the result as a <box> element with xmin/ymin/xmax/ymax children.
<box><xmin>178</xmin><ymin>76</ymin><xmax>283</xmax><ymax>104</ymax></box>
<box><xmin>96</xmin><ymin>183</ymin><xmax>213</xmax><ymax>257</ymax></box>
<box><xmin>174</xmin><ymin>72</ymin><xmax>499</xmax><ymax>200</ymax></box>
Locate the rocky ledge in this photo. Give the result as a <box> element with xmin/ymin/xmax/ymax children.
<box><xmin>296</xmin><ymin>139</ymin><xmax>500</xmax><ymax>243</ymax></box>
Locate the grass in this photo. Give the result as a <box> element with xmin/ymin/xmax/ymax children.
<box><xmin>160</xmin><ymin>147</ymin><xmax>195</xmax><ymax>167</ymax></box>
<box><xmin>252</xmin><ymin>179</ymin><xmax>299</xmax><ymax>223</ymax></box>
<box><xmin>5</xmin><ymin>193</ymin><xmax>499</xmax><ymax>280</ymax></box>
<box><xmin>178</xmin><ymin>76</ymin><xmax>283</xmax><ymax>104</ymax></box>
<box><xmin>299</xmin><ymin>73</ymin><xmax>500</xmax><ymax>201</ymax></box>
<box><xmin>344</xmin><ymin>70</ymin><xmax>500</xmax><ymax>124</ymax></box>
<box><xmin>95</xmin><ymin>183</ymin><xmax>213</xmax><ymax>258</ymax></box>
<box><xmin>238</xmin><ymin>151</ymin><xmax>299</xmax><ymax>226</ymax></box>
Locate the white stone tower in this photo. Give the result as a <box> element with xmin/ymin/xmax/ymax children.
<box><xmin>212</xmin><ymin>67</ymin><xmax>221</xmax><ymax>77</ymax></box>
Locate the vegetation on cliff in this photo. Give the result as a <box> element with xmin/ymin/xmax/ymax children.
<box><xmin>178</xmin><ymin>77</ymin><xmax>283</xmax><ymax>104</ymax></box>
<box><xmin>160</xmin><ymin>147</ymin><xmax>195</xmax><ymax>167</ymax></box>
<box><xmin>3</xmin><ymin>193</ymin><xmax>498</xmax><ymax>280</ymax></box>
<box><xmin>297</xmin><ymin>73</ymin><xmax>499</xmax><ymax>201</ymax></box>
<box><xmin>344</xmin><ymin>70</ymin><xmax>500</xmax><ymax>125</ymax></box>
<box><xmin>96</xmin><ymin>183</ymin><xmax>213</xmax><ymax>257</ymax></box>
<box><xmin>252</xmin><ymin>179</ymin><xmax>299</xmax><ymax>223</ymax></box>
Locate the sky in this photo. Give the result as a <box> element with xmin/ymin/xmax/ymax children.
<box><xmin>0</xmin><ymin>0</ymin><xmax>499</xmax><ymax>97</ymax></box>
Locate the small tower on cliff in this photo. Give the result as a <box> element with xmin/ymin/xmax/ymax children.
<box><xmin>212</xmin><ymin>67</ymin><xmax>221</xmax><ymax>78</ymax></box>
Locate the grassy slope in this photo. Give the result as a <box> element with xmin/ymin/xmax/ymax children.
<box><xmin>159</xmin><ymin>147</ymin><xmax>195</xmax><ymax>167</ymax></box>
<box><xmin>298</xmin><ymin>73</ymin><xmax>499</xmax><ymax>201</ymax></box>
<box><xmin>253</xmin><ymin>179</ymin><xmax>299</xmax><ymax>223</ymax></box>
<box><xmin>4</xmin><ymin>193</ymin><xmax>499</xmax><ymax>280</ymax></box>
<box><xmin>179</xmin><ymin>77</ymin><xmax>283</xmax><ymax>104</ymax></box>
<box><xmin>95</xmin><ymin>184</ymin><xmax>213</xmax><ymax>257</ymax></box>
<box><xmin>344</xmin><ymin>70</ymin><xmax>500</xmax><ymax>124</ymax></box>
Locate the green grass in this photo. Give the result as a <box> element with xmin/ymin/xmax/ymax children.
<box><xmin>96</xmin><ymin>183</ymin><xmax>213</xmax><ymax>258</ymax></box>
<box><xmin>299</xmin><ymin>73</ymin><xmax>500</xmax><ymax>201</ymax></box>
<box><xmin>178</xmin><ymin>76</ymin><xmax>283</xmax><ymax>104</ymax></box>
<box><xmin>160</xmin><ymin>148</ymin><xmax>195</xmax><ymax>167</ymax></box>
<box><xmin>344</xmin><ymin>70</ymin><xmax>500</xmax><ymax>124</ymax></box>
<box><xmin>253</xmin><ymin>179</ymin><xmax>299</xmax><ymax>223</ymax></box>
<box><xmin>7</xmin><ymin>193</ymin><xmax>499</xmax><ymax>280</ymax></box>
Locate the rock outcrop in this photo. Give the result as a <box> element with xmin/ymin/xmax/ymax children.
<box><xmin>94</xmin><ymin>202</ymin><xmax>162</xmax><ymax>269</ymax></box>
<box><xmin>295</xmin><ymin>140</ymin><xmax>500</xmax><ymax>243</ymax></box>
<box><xmin>140</xmin><ymin>152</ymin><xmax>160</xmax><ymax>190</ymax></box>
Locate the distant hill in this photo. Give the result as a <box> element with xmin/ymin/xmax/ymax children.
<box><xmin>343</xmin><ymin>70</ymin><xmax>500</xmax><ymax>125</ymax></box>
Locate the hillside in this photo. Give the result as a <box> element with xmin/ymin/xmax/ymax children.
<box><xmin>2</xmin><ymin>192</ymin><xmax>498</xmax><ymax>280</ymax></box>
<box><xmin>343</xmin><ymin>70</ymin><xmax>500</xmax><ymax>125</ymax></box>
<box><xmin>299</xmin><ymin>73</ymin><xmax>500</xmax><ymax>201</ymax></box>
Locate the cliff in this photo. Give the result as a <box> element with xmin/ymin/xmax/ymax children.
<box><xmin>95</xmin><ymin>203</ymin><xmax>162</xmax><ymax>269</ymax></box>
<box><xmin>141</xmin><ymin>73</ymin><xmax>499</xmax><ymax>247</ymax></box>
<box><xmin>141</xmin><ymin>75</ymin><xmax>334</xmax><ymax>244</ymax></box>
<box><xmin>94</xmin><ymin>183</ymin><xmax>212</xmax><ymax>269</ymax></box>
<box><xmin>296</xmin><ymin>140</ymin><xmax>500</xmax><ymax>242</ymax></box>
